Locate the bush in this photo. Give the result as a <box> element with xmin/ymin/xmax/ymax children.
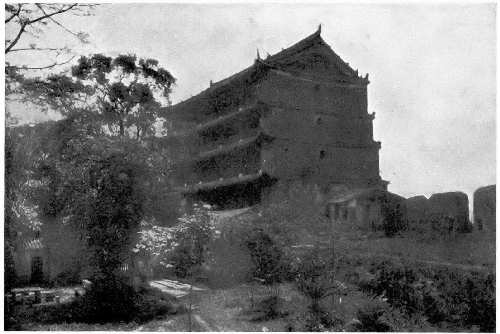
<box><xmin>169</xmin><ymin>206</ymin><xmax>213</xmax><ymax>278</ymax></box>
<box><xmin>244</xmin><ymin>229</ymin><xmax>291</xmax><ymax>284</ymax></box>
<box><xmin>295</xmin><ymin>249</ymin><xmax>346</xmax><ymax>331</ymax></box>
<box><xmin>54</xmin><ymin>269</ymin><xmax>82</xmax><ymax>286</ymax></box>
<box><xmin>381</xmin><ymin>202</ymin><xmax>405</xmax><ymax>237</ymax></box>
<box><xmin>355</xmin><ymin>298</ymin><xmax>393</xmax><ymax>332</ymax></box>
<box><xmin>360</xmin><ymin>260</ymin><xmax>495</xmax><ymax>332</ymax></box>
<box><xmin>245</xmin><ymin>295</ymin><xmax>288</xmax><ymax>321</ymax></box>
<box><xmin>295</xmin><ymin>249</ymin><xmax>335</xmax><ymax>304</ymax></box>
<box><xmin>352</xmin><ymin>297</ymin><xmax>424</xmax><ymax>332</ymax></box>
<box><xmin>136</xmin><ymin>205</ymin><xmax>213</xmax><ymax>279</ymax></box>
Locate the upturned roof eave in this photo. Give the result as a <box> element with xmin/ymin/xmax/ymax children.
<box><xmin>178</xmin><ymin>170</ymin><xmax>270</xmax><ymax>194</ymax></box>
<box><xmin>166</xmin><ymin>26</ymin><xmax>362</xmax><ymax>115</ymax></box>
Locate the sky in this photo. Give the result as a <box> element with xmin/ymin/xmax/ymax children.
<box><xmin>5</xmin><ymin>3</ymin><xmax>496</xmax><ymax>205</ymax></box>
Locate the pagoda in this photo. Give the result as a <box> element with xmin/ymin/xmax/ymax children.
<box><xmin>163</xmin><ymin>26</ymin><xmax>387</xmax><ymax>209</ymax></box>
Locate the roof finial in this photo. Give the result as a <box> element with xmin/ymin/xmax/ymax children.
<box><xmin>317</xmin><ymin>23</ymin><xmax>322</xmax><ymax>34</ymax></box>
<box><xmin>256</xmin><ymin>48</ymin><xmax>261</xmax><ymax>60</ymax></box>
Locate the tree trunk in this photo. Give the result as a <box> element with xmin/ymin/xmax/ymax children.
<box><xmin>119</xmin><ymin>119</ymin><xmax>124</xmax><ymax>137</ymax></box>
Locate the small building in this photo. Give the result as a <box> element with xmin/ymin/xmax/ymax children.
<box><xmin>13</xmin><ymin>236</ymin><xmax>48</xmax><ymax>285</ymax></box>
<box><xmin>473</xmin><ymin>185</ymin><xmax>496</xmax><ymax>232</ymax></box>
<box><xmin>326</xmin><ymin>188</ymin><xmax>406</xmax><ymax>233</ymax></box>
<box><xmin>11</xmin><ymin>213</ymin><xmax>84</xmax><ymax>286</ymax></box>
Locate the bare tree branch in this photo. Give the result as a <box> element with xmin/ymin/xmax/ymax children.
<box><xmin>5</xmin><ymin>4</ymin><xmax>78</xmax><ymax>53</ymax></box>
<box><xmin>7</xmin><ymin>55</ymin><xmax>76</xmax><ymax>70</ymax></box>
<box><xmin>5</xmin><ymin>4</ymin><xmax>23</xmax><ymax>24</ymax></box>
<box><xmin>27</xmin><ymin>4</ymin><xmax>78</xmax><ymax>25</ymax></box>
<box><xmin>35</xmin><ymin>4</ymin><xmax>80</xmax><ymax>38</ymax></box>
<box><xmin>8</xmin><ymin>47</ymin><xmax>65</xmax><ymax>53</ymax></box>
<box><xmin>6</xmin><ymin>22</ymin><xmax>28</xmax><ymax>54</ymax></box>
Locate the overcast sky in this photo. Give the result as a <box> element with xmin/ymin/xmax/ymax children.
<box><xmin>6</xmin><ymin>3</ymin><xmax>496</xmax><ymax>204</ymax></box>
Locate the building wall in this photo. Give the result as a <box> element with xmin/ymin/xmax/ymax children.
<box><xmin>328</xmin><ymin>198</ymin><xmax>385</xmax><ymax>230</ymax></box>
<box><xmin>13</xmin><ymin>248</ymin><xmax>49</xmax><ymax>285</ymax></box>
<box><xmin>262</xmin><ymin>139</ymin><xmax>379</xmax><ymax>184</ymax></box>
<box><xmin>327</xmin><ymin>190</ymin><xmax>406</xmax><ymax>232</ymax></box>
<box><xmin>256</xmin><ymin>70</ymin><xmax>368</xmax><ymax>119</ymax></box>
<box><xmin>42</xmin><ymin>219</ymin><xmax>85</xmax><ymax>282</ymax></box>
<box><xmin>257</xmin><ymin>71</ymin><xmax>380</xmax><ymax>187</ymax></box>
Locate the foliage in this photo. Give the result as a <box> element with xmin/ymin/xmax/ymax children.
<box><xmin>245</xmin><ymin>295</ymin><xmax>288</xmax><ymax>322</ymax></box>
<box><xmin>294</xmin><ymin>248</ymin><xmax>348</xmax><ymax>331</ymax></box>
<box><xmin>295</xmin><ymin>249</ymin><xmax>337</xmax><ymax>305</ymax></box>
<box><xmin>24</xmin><ymin>116</ymin><xmax>156</xmax><ymax>294</ymax></box>
<box><xmin>5</xmin><ymin>123</ymin><xmax>55</xmax><ymax>289</ymax></box>
<box><xmin>244</xmin><ymin>229</ymin><xmax>291</xmax><ymax>284</ymax></box>
<box><xmin>135</xmin><ymin>205</ymin><xmax>214</xmax><ymax>278</ymax></box>
<box><xmin>352</xmin><ymin>297</ymin><xmax>410</xmax><ymax>332</ymax></box>
<box><xmin>381</xmin><ymin>201</ymin><xmax>405</xmax><ymax>237</ymax></box>
<box><xmin>21</xmin><ymin>53</ymin><xmax>175</xmax><ymax>139</ymax></box>
<box><xmin>360</xmin><ymin>260</ymin><xmax>495</xmax><ymax>332</ymax></box>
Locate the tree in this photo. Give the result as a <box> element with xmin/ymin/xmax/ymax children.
<box><xmin>30</xmin><ymin>116</ymin><xmax>148</xmax><ymax>278</ymax></box>
<box><xmin>5</xmin><ymin>123</ymin><xmax>55</xmax><ymax>289</ymax></box>
<box><xmin>22</xmin><ymin>54</ymin><xmax>176</xmax><ymax>139</ymax></box>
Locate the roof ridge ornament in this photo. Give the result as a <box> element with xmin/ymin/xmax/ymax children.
<box><xmin>317</xmin><ymin>23</ymin><xmax>322</xmax><ymax>35</ymax></box>
<box><xmin>256</xmin><ymin>48</ymin><xmax>261</xmax><ymax>60</ymax></box>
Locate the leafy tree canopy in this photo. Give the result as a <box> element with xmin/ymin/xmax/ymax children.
<box><xmin>21</xmin><ymin>54</ymin><xmax>176</xmax><ymax>139</ymax></box>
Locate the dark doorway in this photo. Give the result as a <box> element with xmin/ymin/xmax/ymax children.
<box><xmin>31</xmin><ymin>256</ymin><xmax>44</xmax><ymax>284</ymax></box>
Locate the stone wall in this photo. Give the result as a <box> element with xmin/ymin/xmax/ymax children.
<box><xmin>473</xmin><ymin>185</ymin><xmax>496</xmax><ymax>232</ymax></box>
<box><xmin>404</xmin><ymin>195</ymin><xmax>429</xmax><ymax>231</ymax></box>
<box><xmin>404</xmin><ymin>192</ymin><xmax>471</xmax><ymax>234</ymax></box>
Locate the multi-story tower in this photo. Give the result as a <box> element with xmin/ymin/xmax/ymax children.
<box><xmin>164</xmin><ymin>27</ymin><xmax>387</xmax><ymax>209</ymax></box>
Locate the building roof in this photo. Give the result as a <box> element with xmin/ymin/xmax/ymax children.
<box><xmin>167</xmin><ymin>26</ymin><xmax>368</xmax><ymax>117</ymax></box>
<box><xmin>23</xmin><ymin>238</ymin><xmax>44</xmax><ymax>251</ymax></box>
<box><xmin>179</xmin><ymin>170</ymin><xmax>272</xmax><ymax>193</ymax></box>
<box><xmin>195</xmin><ymin>132</ymin><xmax>274</xmax><ymax>161</ymax></box>
<box><xmin>167</xmin><ymin>102</ymin><xmax>268</xmax><ymax>138</ymax></box>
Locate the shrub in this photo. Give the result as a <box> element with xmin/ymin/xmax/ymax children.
<box><xmin>54</xmin><ymin>269</ymin><xmax>82</xmax><ymax>286</ymax></box>
<box><xmin>355</xmin><ymin>298</ymin><xmax>393</xmax><ymax>332</ymax></box>
<box><xmin>169</xmin><ymin>206</ymin><xmax>213</xmax><ymax>278</ymax></box>
<box><xmin>135</xmin><ymin>205</ymin><xmax>213</xmax><ymax>279</ymax></box>
<box><xmin>381</xmin><ymin>202</ymin><xmax>405</xmax><ymax>237</ymax></box>
<box><xmin>353</xmin><ymin>297</ymin><xmax>422</xmax><ymax>332</ymax></box>
<box><xmin>361</xmin><ymin>260</ymin><xmax>495</xmax><ymax>332</ymax></box>
<box><xmin>244</xmin><ymin>229</ymin><xmax>291</xmax><ymax>284</ymax></box>
<box><xmin>245</xmin><ymin>295</ymin><xmax>287</xmax><ymax>321</ymax></box>
<box><xmin>295</xmin><ymin>249</ymin><xmax>347</xmax><ymax>331</ymax></box>
<box><xmin>295</xmin><ymin>249</ymin><xmax>335</xmax><ymax>305</ymax></box>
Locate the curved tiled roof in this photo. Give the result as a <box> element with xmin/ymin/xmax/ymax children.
<box><xmin>167</xmin><ymin>27</ymin><xmax>367</xmax><ymax>116</ymax></box>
